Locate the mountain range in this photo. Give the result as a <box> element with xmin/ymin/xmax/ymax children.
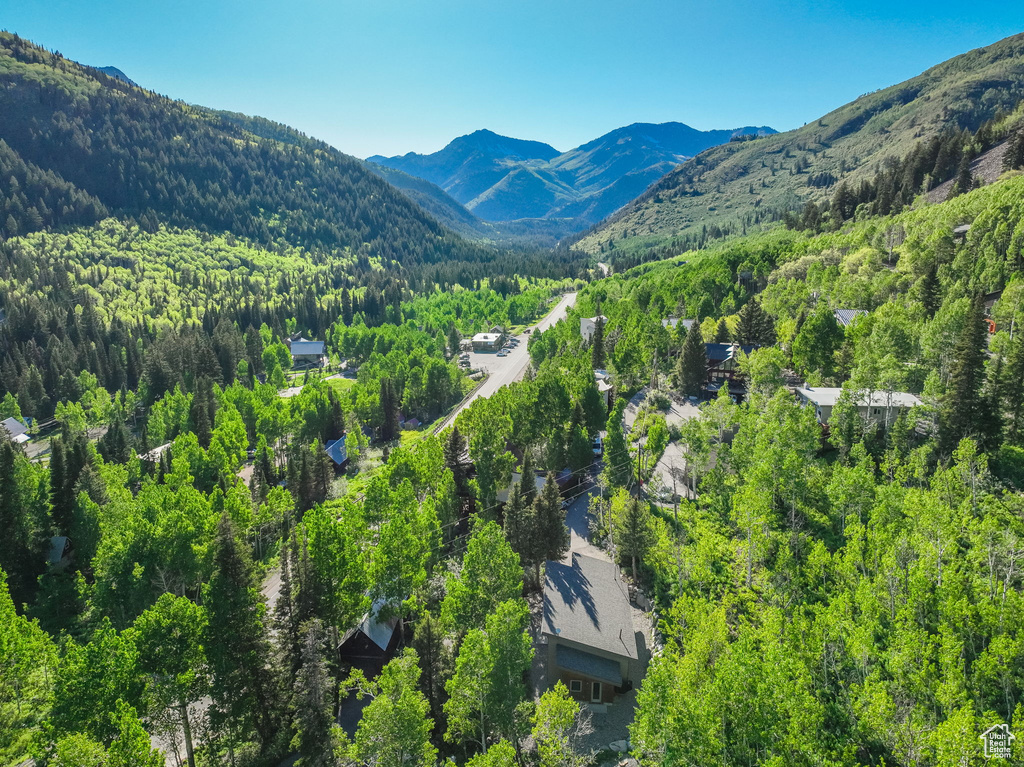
<box><xmin>575</xmin><ymin>32</ymin><xmax>1024</xmax><ymax>254</ymax></box>
<box><xmin>367</xmin><ymin>123</ymin><xmax>775</xmax><ymax>228</ymax></box>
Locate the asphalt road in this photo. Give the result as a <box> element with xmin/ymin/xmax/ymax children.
<box><xmin>436</xmin><ymin>292</ymin><xmax>577</xmax><ymax>432</ymax></box>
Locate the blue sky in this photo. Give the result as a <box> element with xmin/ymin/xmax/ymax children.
<box><xmin>5</xmin><ymin>1</ymin><xmax>1024</xmax><ymax>158</ymax></box>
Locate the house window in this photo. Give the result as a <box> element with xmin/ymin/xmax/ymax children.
<box><xmin>873</xmin><ymin>408</ymin><xmax>880</xmax><ymax>415</ymax></box>
<box><xmin>569</xmin><ymin>680</ymin><xmax>582</xmax><ymax>693</ymax></box>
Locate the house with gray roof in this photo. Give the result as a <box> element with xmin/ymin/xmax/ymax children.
<box><xmin>289</xmin><ymin>338</ymin><xmax>326</xmax><ymax>366</ymax></box>
<box><xmin>1</xmin><ymin>417</ymin><xmax>29</xmax><ymax>444</ymax></box>
<box><xmin>833</xmin><ymin>309</ymin><xmax>867</xmax><ymax>327</ymax></box>
<box><xmin>796</xmin><ymin>385</ymin><xmax>921</xmax><ymax>431</ymax></box>
<box><xmin>542</xmin><ymin>553</ymin><xmax>640</xmax><ymax>703</ymax></box>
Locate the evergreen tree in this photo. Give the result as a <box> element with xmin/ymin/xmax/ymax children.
<box><xmin>734</xmin><ymin>298</ymin><xmax>775</xmax><ymax>346</ymax></box>
<box><xmin>534</xmin><ymin>473</ymin><xmax>569</xmax><ymax>569</ymax></box>
<box><xmin>411</xmin><ymin>611</ymin><xmax>447</xmax><ymax>723</ymax></box>
<box><xmin>676</xmin><ymin>320</ymin><xmax>706</xmax><ymax>398</ymax></box>
<box><xmin>919</xmin><ymin>262</ymin><xmax>941</xmax><ymax>319</ymax></box>
<box><xmin>590</xmin><ymin>315</ymin><xmax>605</xmax><ymax>369</ymax></box>
<box><xmin>940</xmin><ymin>294</ymin><xmax>991</xmax><ymax>453</ymax></box>
<box><xmin>1003</xmin><ymin>127</ymin><xmax>1024</xmax><ymax>171</ymax></box>
<box><xmin>603</xmin><ymin>399</ymin><xmax>632</xmax><ymax>488</ymax></box>
<box><xmin>1004</xmin><ymin>331</ymin><xmax>1024</xmax><ymax>445</ymax></box>
<box><xmin>504</xmin><ymin>483</ymin><xmax>542</xmax><ymax>585</ymax></box>
<box><xmin>204</xmin><ymin>514</ymin><xmax>280</xmax><ymax>749</ymax></box>
<box><xmin>948</xmin><ymin>152</ymin><xmax>974</xmax><ymax>198</ymax></box>
<box><xmin>712</xmin><ymin>318</ymin><xmax>730</xmax><ymax>343</ymax></box>
<box><xmin>292</xmin><ymin>619</ymin><xmax>341</xmax><ymax>767</ymax></box>
<box><xmin>617</xmin><ymin>497</ymin><xmax>655</xmax><ymax>579</ymax></box>
<box><xmin>519</xmin><ymin>451</ymin><xmax>537</xmax><ymax>504</ymax></box>
<box><xmin>444</xmin><ymin>426</ymin><xmax>469</xmax><ymax>499</ymax></box>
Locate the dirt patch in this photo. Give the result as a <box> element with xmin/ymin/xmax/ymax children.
<box><xmin>928</xmin><ymin>140</ymin><xmax>1010</xmax><ymax>203</ymax></box>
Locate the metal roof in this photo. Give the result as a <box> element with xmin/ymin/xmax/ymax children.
<box><xmin>290</xmin><ymin>340</ymin><xmax>325</xmax><ymax>356</ymax></box>
<box><xmin>833</xmin><ymin>309</ymin><xmax>867</xmax><ymax>327</ymax></box>
<box><xmin>796</xmin><ymin>386</ymin><xmax>922</xmax><ymax>409</ymax></box>
<box><xmin>543</xmin><ymin>554</ymin><xmax>637</xmax><ymax>661</ymax></box>
<box><xmin>1</xmin><ymin>417</ymin><xmax>27</xmax><ymax>439</ymax></box>
<box><xmin>325</xmin><ymin>438</ymin><xmax>348</xmax><ymax>465</ymax></box>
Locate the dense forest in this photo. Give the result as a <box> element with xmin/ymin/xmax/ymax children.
<box><xmin>522</xmin><ymin>161</ymin><xmax>1024</xmax><ymax>765</ymax></box>
<box><xmin>3</xmin><ymin>22</ymin><xmax>1024</xmax><ymax>767</ymax></box>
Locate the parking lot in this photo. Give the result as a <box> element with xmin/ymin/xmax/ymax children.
<box><xmin>435</xmin><ymin>293</ymin><xmax>577</xmax><ymax>432</ymax></box>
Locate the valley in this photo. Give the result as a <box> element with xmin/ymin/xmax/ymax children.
<box><xmin>2</xmin><ymin>20</ymin><xmax>1024</xmax><ymax>767</ymax></box>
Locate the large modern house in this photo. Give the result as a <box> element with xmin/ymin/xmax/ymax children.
<box><xmin>542</xmin><ymin>554</ymin><xmax>640</xmax><ymax>704</ymax></box>
<box><xmin>289</xmin><ymin>338</ymin><xmax>326</xmax><ymax>366</ymax></box>
<box><xmin>579</xmin><ymin>316</ymin><xmax>608</xmax><ymax>344</ymax></box>
<box><xmin>795</xmin><ymin>386</ymin><xmax>922</xmax><ymax>429</ymax></box>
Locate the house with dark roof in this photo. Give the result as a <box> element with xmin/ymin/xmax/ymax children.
<box><xmin>542</xmin><ymin>554</ymin><xmax>640</xmax><ymax>704</ymax></box>
<box><xmin>1</xmin><ymin>417</ymin><xmax>29</xmax><ymax>444</ymax></box>
<box><xmin>324</xmin><ymin>437</ymin><xmax>348</xmax><ymax>469</ymax></box>
<box><xmin>705</xmin><ymin>342</ymin><xmax>755</xmax><ymax>396</ymax></box>
<box><xmin>338</xmin><ymin>599</ymin><xmax>401</xmax><ymax>668</ymax></box>
<box><xmin>289</xmin><ymin>338</ymin><xmax>326</xmax><ymax>366</ymax></box>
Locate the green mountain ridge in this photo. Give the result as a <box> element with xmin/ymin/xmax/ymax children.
<box><xmin>575</xmin><ymin>31</ymin><xmax>1024</xmax><ymax>254</ymax></box>
<box><xmin>0</xmin><ymin>31</ymin><xmax>500</xmax><ymax>273</ymax></box>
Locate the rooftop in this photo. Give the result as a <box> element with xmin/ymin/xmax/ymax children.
<box><xmin>1</xmin><ymin>416</ymin><xmax>28</xmax><ymax>441</ymax></box>
<box><xmin>833</xmin><ymin>309</ymin><xmax>867</xmax><ymax>327</ymax></box>
<box><xmin>472</xmin><ymin>332</ymin><xmax>503</xmax><ymax>342</ymax></box>
<box><xmin>325</xmin><ymin>437</ymin><xmax>348</xmax><ymax>465</ymax></box>
<box><xmin>290</xmin><ymin>340</ymin><xmax>326</xmax><ymax>356</ymax></box>
<box><xmin>543</xmin><ymin>553</ymin><xmax>637</xmax><ymax>661</ymax></box>
<box><xmin>796</xmin><ymin>386</ymin><xmax>922</xmax><ymax>409</ymax></box>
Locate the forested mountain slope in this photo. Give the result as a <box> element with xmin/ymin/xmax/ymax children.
<box><xmin>576</xmin><ymin>32</ymin><xmax>1024</xmax><ymax>254</ymax></box>
<box><xmin>0</xmin><ymin>32</ymin><xmax>497</xmax><ymax>269</ymax></box>
<box><xmin>369</xmin><ymin>123</ymin><xmax>774</xmax><ymax>227</ymax></box>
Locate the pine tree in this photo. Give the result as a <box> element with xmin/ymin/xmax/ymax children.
<box><xmin>734</xmin><ymin>298</ymin><xmax>775</xmax><ymax>346</ymax></box>
<box><xmin>444</xmin><ymin>426</ymin><xmax>468</xmax><ymax>498</ymax></box>
<box><xmin>940</xmin><ymin>294</ymin><xmax>990</xmax><ymax>454</ymax></box>
<box><xmin>1005</xmin><ymin>331</ymin><xmax>1024</xmax><ymax>445</ymax></box>
<box><xmin>919</xmin><ymin>262</ymin><xmax>941</xmax><ymax>319</ymax></box>
<box><xmin>411</xmin><ymin>611</ymin><xmax>447</xmax><ymax>722</ymax></box>
<box><xmin>204</xmin><ymin>514</ymin><xmax>280</xmax><ymax>749</ymax></box>
<box><xmin>617</xmin><ymin>497</ymin><xmax>654</xmax><ymax>579</ymax></box>
<box><xmin>590</xmin><ymin>315</ymin><xmax>605</xmax><ymax>369</ymax></box>
<box><xmin>519</xmin><ymin>451</ymin><xmax>537</xmax><ymax>504</ymax></box>
<box><xmin>534</xmin><ymin>473</ymin><xmax>569</xmax><ymax>568</ymax></box>
<box><xmin>504</xmin><ymin>483</ymin><xmax>541</xmax><ymax>584</ymax></box>
<box><xmin>1003</xmin><ymin>128</ymin><xmax>1024</xmax><ymax>171</ymax></box>
<box><xmin>292</xmin><ymin>619</ymin><xmax>340</xmax><ymax>767</ymax></box>
<box><xmin>948</xmin><ymin>152</ymin><xmax>974</xmax><ymax>199</ymax></box>
<box><xmin>676</xmin><ymin>320</ymin><xmax>706</xmax><ymax>398</ymax></box>
<box><xmin>603</xmin><ymin>399</ymin><xmax>632</xmax><ymax>488</ymax></box>
<box><xmin>713</xmin><ymin>318</ymin><xmax>730</xmax><ymax>343</ymax></box>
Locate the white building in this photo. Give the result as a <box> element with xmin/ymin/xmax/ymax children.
<box><xmin>580</xmin><ymin>316</ymin><xmax>608</xmax><ymax>344</ymax></box>
<box><xmin>471</xmin><ymin>332</ymin><xmax>505</xmax><ymax>351</ymax></box>
<box><xmin>795</xmin><ymin>386</ymin><xmax>921</xmax><ymax>429</ymax></box>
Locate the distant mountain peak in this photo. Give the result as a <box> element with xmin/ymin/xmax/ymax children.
<box><xmin>368</xmin><ymin>121</ymin><xmax>777</xmax><ymax>226</ymax></box>
<box><xmin>94</xmin><ymin>66</ymin><xmax>137</xmax><ymax>87</ymax></box>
